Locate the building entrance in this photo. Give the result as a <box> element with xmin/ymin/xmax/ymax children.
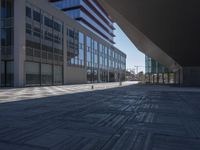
<box><xmin>1</xmin><ymin>60</ymin><xmax>14</xmax><ymax>87</ymax></box>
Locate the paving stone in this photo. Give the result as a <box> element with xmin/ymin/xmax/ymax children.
<box><xmin>0</xmin><ymin>83</ymin><xmax>200</xmax><ymax>149</ymax></box>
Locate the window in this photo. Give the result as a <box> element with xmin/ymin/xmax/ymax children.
<box><xmin>86</xmin><ymin>37</ymin><xmax>92</xmax><ymax>67</ymax></box>
<box><xmin>33</xmin><ymin>10</ymin><xmax>41</xmax><ymax>22</ymax></box>
<box><xmin>54</xmin><ymin>21</ymin><xmax>61</xmax><ymax>32</ymax></box>
<box><xmin>54</xmin><ymin>65</ymin><xmax>62</xmax><ymax>84</ymax></box>
<box><xmin>78</xmin><ymin>32</ymin><xmax>84</xmax><ymax>66</ymax></box>
<box><xmin>44</xmin><ymin>31</ymin><xmax>53</xmax><ymax>42</ymax></box>
<box><xmin>42</xmin><ymin>44</ymin><xmax>53</xmax><ymax>53</ymax></box>
<box><xmin>26</xmin><ymin>40</ymin><xmax>40</xmax><ymax>50</ymax></box>
<box><xmin>44</xmin><ymin>16</ymin><xmax>53</xmax><ymax>28</ymax></box>
<box><xmin>26</xmin><ymin>7</ymin><xmax>31</xmax><ymax>18</ymax></box>
<box><xmin>26</xmin><ymin>62</ymin><xmax>40</xmax><ymax>85</ymax></box>
<box><xmin>54</xmin><ymin>35</ymin><xmax>61</xmax><ymax>44</ymax></box>
<box><xmin>41</xmin><ymin>64</ymin><xmax>53</xmax><ymax>85</ymax></box>
<box><xmin>26</xmin><ymin>23</ymin><xmax>32</xmax><ymax>34</ymax></box>
<box><xmin>67</xmin><ymin>28</ymin><xmax>77</xmax><ymax>39</ymax></box>
<box><xmin>94</xmin><ymin>41</ymin><xmax>98</xmax><ymax>68</ymax></box>
<box><xmin>33</xmin><ymin>27</ymin><xmax>41</xmax><ymax>38</ymax></box>
<box><xmin>67</xmin><ymin>28</ymin><xmax>79</xmax><ymax>66</ymax></box>
<box><xmin>1</xmin><ymin>0</ymin><xmax>14</xmax><ymax>18</ymax></box>
<box><xmin>1</xmin><ymin>28</ymin><xmax>12</xmax><ymax>46</ymax></box>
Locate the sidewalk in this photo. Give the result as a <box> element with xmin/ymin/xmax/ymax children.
<box><xmin>0</xmin><ymin>81</ymin><xmax>137</xmax><ymax>103</ymax></box>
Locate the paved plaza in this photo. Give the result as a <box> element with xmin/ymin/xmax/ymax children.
<box><xmin>0</xmin><ymin>82</ymin><xmax>136</xmax><ymax>103</ymax></box>
<box><xmin>0</xmin><ymin>82</ymin><xmax>200</xmax><ymax>149</ymax></box>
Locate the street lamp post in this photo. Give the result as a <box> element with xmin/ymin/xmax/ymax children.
<box><xmin>119</xmin><ymin>69</ymin><xmax>122</xmax><ymax>86</ymax></box>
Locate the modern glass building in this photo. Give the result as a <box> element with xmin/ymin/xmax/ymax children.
<box><xmin>50</xmin><ymin>0</ymin><xmax>115</xmax><ymax>44</ymax></box>
<box><xmin>0</xmin><ymin>0</ymin><xmax>126</xmax><ymax>87</ymax></box>
<box><xmin>145</xmin><ymin>56</ymin><xmax>175</xmax><ymax>84</ymax></box>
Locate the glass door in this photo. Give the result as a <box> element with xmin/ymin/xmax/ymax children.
<box><xmin>1</xmin><ymin>61</ymin><xmax>14</xmax><ymax>87</ymax></box>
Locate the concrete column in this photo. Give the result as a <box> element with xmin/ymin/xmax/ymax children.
<box><xmin>175</xmin><ymin>68</ymin><xmax>183</xmax><ymax>86</ymax></box>
<box><xmin>174</xmin><ymin>72</ymin><xmax>177</xmax><ymax>84</ymax></box>
<box><xmin>175</xmin><ymin>71</ymin><xmax>180</xmax><ymax>85</ymax></box>
<box><xmin>14</xmin><ymin>0</ymin><xmax>26</xmax><ymax>87</ymax></box>
<box><xmin>179</xmin><ymin>67</ymin><xmax>183</xmax><ymax>85</ymax></box>
<box><xmin>149</xmin><ymin>73</ymin><xmax>150</xmax><ymax>83</ymax></box>
<box><xmin>157</xmin><ymin>73</ymin><xmax>159</xmax><ymax>84</ymax></box>
<box><xmin>151</xmin><ymin>74</ymin><xmax>154</xmax><ymax>84</ymax></box>
<box><xmin>173</xmin><ymin>72</ymin><xmax>175</xmax><ymax>84</ymax></box>
<box><xmin>178</xmin><ymin>69</ymin><xmax>181</xmax><ymax>86</ymax></box>
<box><xmin>0</xmin><ymin>0</ymin><xmax>1</xmax><ymax>86</ymax></box>
<box><xmin>150</xmin><ymin>74</ymin><xmax>151</xmax><ymax>83</ymax></box>
<box><xmin>162</xmin><ymin>73</ymin><xmax>165</xmax><ymax>84</ymax></box>
<box><xmin>108</xmin><ymin>70</ymin><xmax>110</xmax><ymax>82</ymax></box>
<box><xmin>151</xmin><ymin>74</ymin><xmax>152</xmax><ymax>83</ymax></box>
<box><xmin>167</xmin><ymin>72</ymin><xmax>169</xmax><ymax>84</ymax></box>
<box><xmin>153</xmin><ymin>74</ymin><xmax>155</xmax><ymax>84</ymax></box>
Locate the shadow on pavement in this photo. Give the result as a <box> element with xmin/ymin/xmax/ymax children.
<box><xmin>1</xmin><ymin>84</ymin><xmax>200</xmax><ymax>150</ymax></box>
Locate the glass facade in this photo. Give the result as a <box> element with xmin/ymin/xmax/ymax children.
<box><xmin>93</xmin><ymin>40</ymin><xmax>98</xmax><ymax>82</ymax></box>
<box><xmin>51</xmin><ymin>0</ymin><xmax>115</xmax><ymax>44</ymax></box>
<box><xmin>85</xmin><ymin>37</ymin><xmax>126</xmax><ymax>83</ymax></box>
<box><xmin>82</xmin><ymin>35</ymin><xmax>125</xmax><ymax>83</ymax></box>
<box><xmin>86</xmin><ymin>36</ymin><xmax>93</xmax><ymax>83</ymax></box>
<box><xmin>25</xmin><ymin>3</ymin><xmax>63</xmax><ymax>86</ymax></box>
<box><xmin>145</xmin><ymin>56</ymin><xmax>167</xmax><ymax>74</ymax></box>
<box><xmin>25</xmin><ymin>61</ymin><xmax>40</xmax><ymax>85</ymax></box>
<box><xmin>145</xmin><ymin>56</ymin><xmax>175</xmax><ymax>84</ymax></box>
<box><xmin>66</xmin><ymin>28</ymin><xmax>84</xmax><ymax>67</ymax></box>
<box><xmin>0</xmin><ymin>1</ymin><xmax>126</xmax><ymax>87</ymax></box>
<box><xmin>1</xmin><ymin>0</ymin><xmax>14</xmax><ymax>87</ymax></box>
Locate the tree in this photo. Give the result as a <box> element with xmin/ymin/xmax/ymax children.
<box><xmin>137</xmin><ymin>71</ymin><xmax>145</xmax><ymax>82</ymax></box>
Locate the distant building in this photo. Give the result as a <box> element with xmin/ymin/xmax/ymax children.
<box><xmin>145</xmin><ymin>56</ymin><xmax>175</xmax><ymax>84</ymax></box>
<box><xmin>0</xmin><ymin>0</ymin><xmax>126</xmax><ymax>87</ymax></box>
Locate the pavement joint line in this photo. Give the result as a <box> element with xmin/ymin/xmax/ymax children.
<box><xmin>1</xmin><ymin>82</ymin><xmax>200</xmax><ymax>149</ymax></box>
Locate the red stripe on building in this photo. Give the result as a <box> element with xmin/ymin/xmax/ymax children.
<box><xmin>76</xmin><ymin>17</ymin><xmax>115</xmax><ymax>44</ymax></box>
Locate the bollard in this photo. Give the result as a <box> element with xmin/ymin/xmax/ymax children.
<box><xmin>119</xmin><ymin>81</ymin><xmax>122</xmax><ymax>86</ymax></box>
<box><xmin>91</xmin><ymin>85</ymin><xmax>94</xmax><ymax>89</ymax></box>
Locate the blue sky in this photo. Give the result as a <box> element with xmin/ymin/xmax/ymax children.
<box><xmin>114</xmin><ymin>23</ymin><xmax>145</xmax><ymax>72</ymax></box>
